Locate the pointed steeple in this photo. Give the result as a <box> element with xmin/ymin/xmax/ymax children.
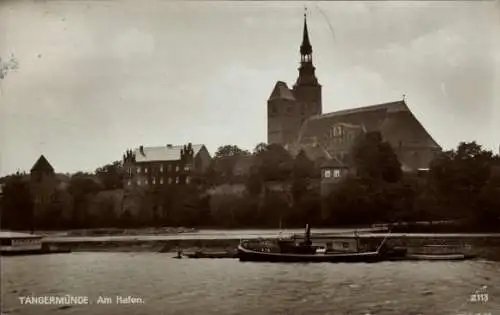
<box><xmin>300</xmin><ymin>9</ymin><xmax>312</xmax><ymax>56</ymax></box>
<box><xmin>295</xmin><ymin>7</ymin><xmax>318</xmax><ymax>87</ymax></box>
<box><xmin>30</xmin><ymin>155</ymin><xmax>54</xmax><ymax>173</ymax></box>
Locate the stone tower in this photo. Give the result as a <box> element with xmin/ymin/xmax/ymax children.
<box><xmin>30</xmin><ymin>155</ymin><xmax>57</xmax><ymax>220</ymax></box>
<box><xmin>267</xmin><ymin>11</ymin><xmax>322</xmax><ymax>147</ymax></box>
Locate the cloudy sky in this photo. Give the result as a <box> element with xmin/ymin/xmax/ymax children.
<box><xmin>0</xmin><ymin>0</ymin><xmax>499</xmax><ymax>175</ymax></box>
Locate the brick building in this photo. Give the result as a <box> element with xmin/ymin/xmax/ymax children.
<box><xmin>121</xmin><ymin>143</ymin><xmax>212</xmax><ymax>217</ymax></box>
<box><xmin>122</xmin><ymin>143</ymin><xmax>211</xmax><ymax>190</ymax></box>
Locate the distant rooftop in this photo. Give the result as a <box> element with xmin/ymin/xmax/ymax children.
<box><xmin>30</xmin><ymin>155</ymin><xmax>54</xmax><ymax>173</ymax></box>
<box><xmin>133</xmin><ymin>144</ymin><xmax>206</xmax><ymax>163</ymax></box>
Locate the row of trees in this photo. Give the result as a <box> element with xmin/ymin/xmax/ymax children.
<box><xmin>1</xmin><ymin>135</ymin><xmax>499</xmax><ymax>230</ymax></box>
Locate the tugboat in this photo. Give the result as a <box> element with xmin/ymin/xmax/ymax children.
<box><xmin>237</xmin><ymin>224</ymin><xmax>387</xmax><ymax>263</ymax></box>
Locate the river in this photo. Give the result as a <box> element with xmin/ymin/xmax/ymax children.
<box><xmin>2</xmin><ymin>253</ymin><xmax>499</xmax><ymax>315</ymax></box>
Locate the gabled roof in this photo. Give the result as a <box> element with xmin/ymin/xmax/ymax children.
<box><xmin>133</xmin><ymin>144</ymin><xmax>206</xmax><ymax>163</ymax></box>
<box><xmin>30</xmin><ymin>155</ymin><xmax>54</xmax><ymax>173</ymax></box>
<box><xmin>298</xmin><ymin>100</ymin><xmax>441</xmax><ymax>150</ymax></box>
<box><xmin>320</xmin><ymin>157</ymin><xmax>347</xmax><ymax>169</ymax></box>
<box><xmin>268</xmin><ymin>81</ymin><xmax>296</xmax><ymax>101</ymax></box>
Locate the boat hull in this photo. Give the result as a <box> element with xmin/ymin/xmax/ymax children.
<box><xmin>0</xmin><ymin>248</ymin><xmax>71</xmax><ymax>256</ymax></box>
<box><xmin>403</xmin><ymin>254</ymin><xmax>475</xmax><ymax>261</ymax></box>
<box><xmin>183</xmin><ymin>251</ymin><xmax>238</xmax><ymax>259</ymax></box>
<box><xmin>237</xmin><ymin>245</ymin><xmax>382</xmax><ymax>263</ymax></box>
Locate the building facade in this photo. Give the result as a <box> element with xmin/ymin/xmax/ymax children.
<box><xmin>122</xmin><ymin>143</ymin><xmax>211</xmax><ymax>190</ymax></box>
<box><xmin>267</xmin><ymin>13</ymin><xmax>442</xmax><ymax>194</ymax></box>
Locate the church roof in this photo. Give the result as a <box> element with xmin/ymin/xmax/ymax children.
<box><xmin>320</xmin><ymin>157</ymin><xmax>346</xmax><ymax>168</ymax></box>
<box><xmin>30</xmin><ymin>155</ymin><xmax>54</xmax><ymax>173</ymax></box>
<box><xmin>133</xmin><ymin>144</ymin><xmax>206</xmax><ymax>163</ymax></box>
<box><xmin>298</xmin><ymin>100</ymin><xmax>441</xmax><ymax>150</ymax></box>
<box><xmin>269</xmin><ymin>81</ymin><xmax>296</xmax><ymax>101</ymax></box>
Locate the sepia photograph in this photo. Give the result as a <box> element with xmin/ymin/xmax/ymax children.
<box><xmin>1</xmin><ymin>0</ymin><xmax>499</xmax><ymax>314</ymax></box>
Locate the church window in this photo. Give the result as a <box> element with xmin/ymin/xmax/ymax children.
<box><xmin>324</xmin><ymin>169</ymin><xmax>332</xmax><ymax>178</ymax></box>
<box><xmin>333</xmin><ymin>169</ymin><xmax>341</xmax><ymax>178</ymax></box>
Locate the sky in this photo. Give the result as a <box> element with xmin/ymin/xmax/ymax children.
<box><xmin>0</xmin><ymin>0</ymin><xmax>499</xmax><ymax>176</ymax></box>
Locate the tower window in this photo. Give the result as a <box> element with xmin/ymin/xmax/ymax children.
<box><xmin>324</xmin><ymin>169</ymin><xmax>332</xmax><ymax>178</ymax></box>
<box><xmin>333</xmin><ymin>169</ymin><xmax>341</xmax><ymax>178</ymax></box>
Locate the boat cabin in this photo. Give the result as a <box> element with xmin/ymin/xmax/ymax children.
<box><xmin>0</xmin><ymin>231</ymin><xmax>43</xmax><ymax>253</ymax></box>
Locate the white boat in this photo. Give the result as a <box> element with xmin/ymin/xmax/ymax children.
<box><xmin>0</xmin><ymin>231</ymin><xmax>43</xmax><ymax>255</ymax></box>
<box><xmin>404</xmin><ymin>244</ymin><xmax>475</xmax><ymax>261</ymax></box>
<box><xmin>0</xmin><ymin>231</ymin><xmax>70</xmax><ymax>256</ymax></box>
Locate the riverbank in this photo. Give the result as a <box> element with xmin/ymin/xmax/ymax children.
<box><xmin>40</xmin><ymin>232</ymin><xmax>500</xmax><ymax>260</ymax></box>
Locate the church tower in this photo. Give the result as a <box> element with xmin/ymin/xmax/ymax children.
<box><xmin>293</xmin><ymin>10</ymin><xmax>322</xmax><ymax>116</ymax></box>
<box><xmin>267</xmin><ymin>10</ymin><xmax>322</xmax><ymax>147</ymax></box>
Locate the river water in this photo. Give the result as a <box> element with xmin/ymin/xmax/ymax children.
<box><xmin>2</xmin><ymin>253</ymin><xmax>499</xmax><ymax>315</ymax></box>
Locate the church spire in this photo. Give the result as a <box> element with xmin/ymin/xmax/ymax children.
<box><xmin>300</xmin><ymin>8</ymin><xmax>312</xmax><ymax>57</ymax></box>
<box><xmin>295</xmin><ymin>7</ymin><xmax>318</xmax><ymax>87</ymax></box>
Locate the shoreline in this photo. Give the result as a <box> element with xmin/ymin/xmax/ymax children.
<box><xmin>39</xmin><ymin>233</ymin><xmax>500</xmax><ymax>260</ymax></box>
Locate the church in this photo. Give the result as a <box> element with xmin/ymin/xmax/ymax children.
<box><xmin>267</xmin><ymin>13</ymin><xmax>442</xmax><ymax>176</ymax></box>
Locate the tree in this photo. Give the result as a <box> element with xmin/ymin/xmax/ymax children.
<box><xmin>253</xmin><ymin>142</ymin><xmax>268</xmax><ymax>154</ymax></box>
<box><xmin>67</xmin><ymin>173</ymin><xmax>103</xmax><ymax>228</ymax></box>
<box><xmin>429</xmin><ymin>142</ymin><xmax>496</xmax><ymax>224</ymax></box>
<box><xmin>351</xmin><ymin>131</ymin><xmax>402</xmax><ymax>183</ymax></box>
<box><xmin>0</xmin><ymin>173</ymin><xmax>34</xmax><ymax>230</ymax></box>
<box><xmin>214</xmin><ymin>145</ymin><xmax>250</xmax><ymax>158</ymax></box>
<box><xmin>255</xmin><ymin>144</ymin><xmax>293</xmax><ymax>181</ymax></box>
<box><xmin>95</xmin><ymin>161</ymin><xmax>124</xmax><ymax>190</ymax></box>
<box><xmin>0</xmin><ymin>54</ymin><xmax>19</xmax><ymax>80</ymax></box>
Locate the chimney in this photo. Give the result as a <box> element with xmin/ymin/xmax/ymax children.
<box><xmin>139</xmin><ymin>145</ymin><xmax>145</xmax><ymax>156</ymax></box>
<box><xmin>167</xmin><ymin>144</ymin><xmax>173</xmax><ymax>148</ymax></box>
